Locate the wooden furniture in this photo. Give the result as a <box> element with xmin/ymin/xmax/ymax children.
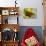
<box><xmin>0</xmin><ymin>41</ymin><xmax>19</xmax><ymax>46</ymax></box>
<box><xmin>0</xmin><ymin>7</ymin><xmax>19</xmax><ymax>24</ymax></box>
<box><xmin>2</xmin><ymin>41</ymin><xmax>19</xmax><ymax>46</ymax></box>
<box><xmin>43</xmin><ymin>0</ymin><xmax>46</xmax><ymax>26</ymax></box>
<box><xmin>0</xmin><ymin>24</ymin><xmax>19</xmax><ymax>46</ymax></box>
<box><xmin>0</xmin><ymin>24</ymin><xmax>19</xmax><ymax>32</ymax></box>
<box><xmin>43</xmin><ymin>0</ymin><xmax>46</xmax><ymax>46</ymax></box>
<box><xmin>0</xmin><ymin>7</ymin><xmax>19</xmax><ymax>46</ymax></box>
<box><xmin>0</xmin><ymin>41</ymin><xmax>2</xmax><ymax>46</ymax></box>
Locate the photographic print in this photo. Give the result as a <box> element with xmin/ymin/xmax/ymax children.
<box><xmin>23</xmin><ymin>8</ymin><xmax>37</xmax><ymax>19</ymax></box>
<box><xmin>2</xmin><ymin>10</ymin><xmax>9</xmax><ymax>15</ymax></box>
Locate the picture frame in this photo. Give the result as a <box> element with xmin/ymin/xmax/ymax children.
<box><xmin>23</xmin><ymin>8</ymin><xmax>37</xmax><ymax>19</ymax></box>
<box><xmin>2</xmin><ymin>10</ymin><xmax>9</xmax><ymax>15</ymax></box>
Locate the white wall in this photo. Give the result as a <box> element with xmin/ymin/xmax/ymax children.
<box><xmin>18</xmin><ymin>0</ymin><xmax>44</xmax><ymax>26</ymax></box>
<box><xmin>0</xmin><ymin>0</ymin><xmax>44</xmax><ymax>26</ymax></box>
<box><xmin>0</xmin><ymin>0</ymin><xmax>15</xmax><ymax>7</ymax></box>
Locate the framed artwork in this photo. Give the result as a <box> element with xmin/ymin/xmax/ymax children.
<box><xmin>2</xmin><ymin>10</ymin><xmax>9</xmax><ymax>15</ymax></box>
<box><xmin>23</xmin><ymin>8</ymin><xmax>37</xmax><ymax>19</ymax></box>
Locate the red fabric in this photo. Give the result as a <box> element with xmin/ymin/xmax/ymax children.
<box><xmin>21</xmin><ymin>28</ymin><xmax>41</xmax><ymax>46</ymax></box>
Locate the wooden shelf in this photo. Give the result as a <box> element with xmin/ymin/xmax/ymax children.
<box><xmin>0</xmin><ymin>7</ymin><xmax>19</xmax><ymax>24</ymax></box>
<box><xmin>0</xmin><ymin>7</ymin><xmax>19</xmax><ymax>46</ymax></box>
<box><xmin>0</xmin><ymin>7</ymin><xmax>19</xmax><ymax>10</ymax></box>
<box><xmin>0</xmin><ymin>24</ymin><xmax>19</xmax><ymax>32</ymax></box>
<box><xmin>0</xmin><ymin>40</ymin><xmax>19</xmax><ymax>46</ymax></box>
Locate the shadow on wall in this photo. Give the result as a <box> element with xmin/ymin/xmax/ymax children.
<box><xmin>18</xmin><ymin>26</ymin><xmax>44</xmax><ymax>44</ymax></box>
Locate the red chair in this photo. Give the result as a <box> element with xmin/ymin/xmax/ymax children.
<box><xmin>21</xmin><ymin>28</ymin><xmax>41</xmax><ymax>46</ymax></box>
